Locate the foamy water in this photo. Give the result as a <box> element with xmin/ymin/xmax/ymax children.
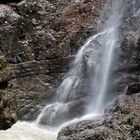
<box><xmin>0</xmin><ymin>121</ymin><xmax>57</xmax><ymax>140</ymax></box>
<box><xmin>0</xmin><ymin>113</ymin><xmax>100</xmax><ymax>140</ymax></box>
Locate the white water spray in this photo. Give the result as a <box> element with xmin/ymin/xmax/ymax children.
<box><xmin>91</xmin><ymin>27</ymin><xmax>119</xmax><ymax>113</ymax></box>
<box><xmin>36</xmin><ymin>31</ymin><xmax>107</xmax><ymax>126</ymax></box>
<box><xmin>0</xmin><ymin>122</ymin><xmax>57</xmax><ymax>140</ymax></box>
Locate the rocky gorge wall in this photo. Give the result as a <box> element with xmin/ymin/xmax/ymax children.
<box><xmin>0</xmin><ymin>0</ymin><xmax>140</xmax><ymax>136</ymax></box>
<box><xmin>0</xmin><ymin>0</ymin><xmax>106</xmax><ymax>129</ymax></box>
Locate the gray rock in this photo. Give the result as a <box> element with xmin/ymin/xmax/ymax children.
<box><xmin>58</xmin><ymin>92</ymin><xmax>140</xmax><ymax>140</ymax></box>
<box><xmin>0</xmin><ymin>90</ymin><xmax>17</xmax><ymax>130</ymax></box>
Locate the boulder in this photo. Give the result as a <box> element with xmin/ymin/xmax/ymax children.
<box><xmin>58</xmin><ymin>92</ymin><xmax>140</xmax><ymax>140</ymax></box>
<box><xmin>125</xmin><ymin>82</ymin><xmax>140</xmax><ymax>95</ymax></box>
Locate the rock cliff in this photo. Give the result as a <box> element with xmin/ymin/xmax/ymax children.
<box><xmin>0</xmin><ymin>0</ymin><xmax>140</xmax><ymax>136</ymax></box>
<box><xmin>0</xmin><ymin>0</ymin><xmax>104</xmax><ymax>129</ymax></box>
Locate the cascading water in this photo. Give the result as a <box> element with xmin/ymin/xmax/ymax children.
<box><xmin>0</xmin><ymin>0</ymin><xmax>139</xmax><ymax>140</ymax></box>
<box><xmin>90</xmin><ymin>28</ymin><xmax>118</xmax><ymax>113</ymax></box>
<box><xmin>88</xmin><ymin>0</ymin><xmax>124</xmax><ymax>113</ymax></box>
<box><xmin>37</xmin><ymin>0</ymin><xmax>132</xmax><ymax>124</ymax></box>
<box><xmin>36</xmin><ymin>31</ymin><xmax>107</xmax><ymax>127</ymax></box>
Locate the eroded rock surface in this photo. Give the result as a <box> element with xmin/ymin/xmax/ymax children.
<box><xmin>104</xmin><ymin>9</ymin><xmax>140</xmax><ymax>102</ymax></box>
<box><xmin>0</xmin><ymin>0</ymin><xmax>139</xmax><ymax>132</ymax></box>
<box><xmin>0</xmin><ymin>0</ymin><xmax>105</xmax><ymax>121</ymax></box>
<box><xmin>0</xmin><ymin>56</ymin><xmax>17</xmax><ymax>130</ymax></box>
<box><xmin>58</xmin><ymin>90</ymin><xmax>140</xmax><ymax>140</ymax></box>
<box><xmin>58</xmin><ymin>4</ymin><xmax>140</xmax><ymax>139</ymax></box>
<box><xmin>0</xmin><ymin>90</ymin><xmax>17</xmax><ymax>130</ymax></box>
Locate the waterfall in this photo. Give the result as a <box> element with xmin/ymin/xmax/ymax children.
<box><xmin>36</xmin><ymin>31</ymin><xmax>107</xmax><ymax>126</ymax></box>
<box><xmin>36</xmin><ymin>0</ymin><xmax>127</xmax><ymax>124</ymax></box>
<box><xmin>0</xmin><ymin>0</ymin><xmax>139</xmax><ymax>140</ymax></box>
<box><xmin>88</xmin><ymin>0</ymin><xmax>124</xmax><ymax>113</ymax></box>
<box><xmin>38</xmin><ymin>0</ymin><xmax>140</xmax><ymax>124</ymax></box>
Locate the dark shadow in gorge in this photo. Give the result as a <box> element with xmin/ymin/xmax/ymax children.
<box><xmin>0</xmin><ymin>0</ymin><xmax>21</xmax><ymax>4</ymax></box>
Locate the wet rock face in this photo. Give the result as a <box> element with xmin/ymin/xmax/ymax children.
<box><xmin>0</xmin><ymin>0</ymin><xmax>104</xmax><ymax>121</ymax></box>
<box><xmin>58</xmin><ymin>91</ymin><xmax>140</xmax><ymax>140</ymax></box>
<box><xmin>38</xmin><ymin>97</ymin><xmax>89</xmax><ymax>127</ymax></box>
<box><xmin>58</xmin><ymin>2</ymin><xmax>140</xmax><ymax>139</ymax></box>
<box><xmin>0</xmin><ymin>56</ymin><xmax>17</xmax><ymax>130</ymax></box>
<box><xmin>0</xmin><ymin>90</ymin><xmax>17</xmax><ymax>130</ymax></box>
<box><xmin>125</xmin><ymin>82</ymin><xmax>140</xmax><ymax>95</ymax></box>
<box><xmin>0</xmin><ymin>0</ymin><xmax>138</xmax><ymax>132</ymax></box>
<box><xmin>11</xmin><ymin>57</ymin><xmax>73</xmax><ymax>120</ymax></box>
<box><xmin>107</xmin><ymin>14</ymin><xmax>140</xmax><ymax>99</ymax></box>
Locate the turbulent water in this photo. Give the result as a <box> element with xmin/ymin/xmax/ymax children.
<box><xmin>0</xmin><ymin>122</ymin><xmax>57</xmax><ymax>140</ymax></box>
<box><xmin>0</xmin><ymin>114</ymin><xmax>99</xmax><ymax>140</ymax></box>
<box><xmin>0</xmin><ymin>0</ymin><xmax>139</xmax><ymax>140</ymax></box>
